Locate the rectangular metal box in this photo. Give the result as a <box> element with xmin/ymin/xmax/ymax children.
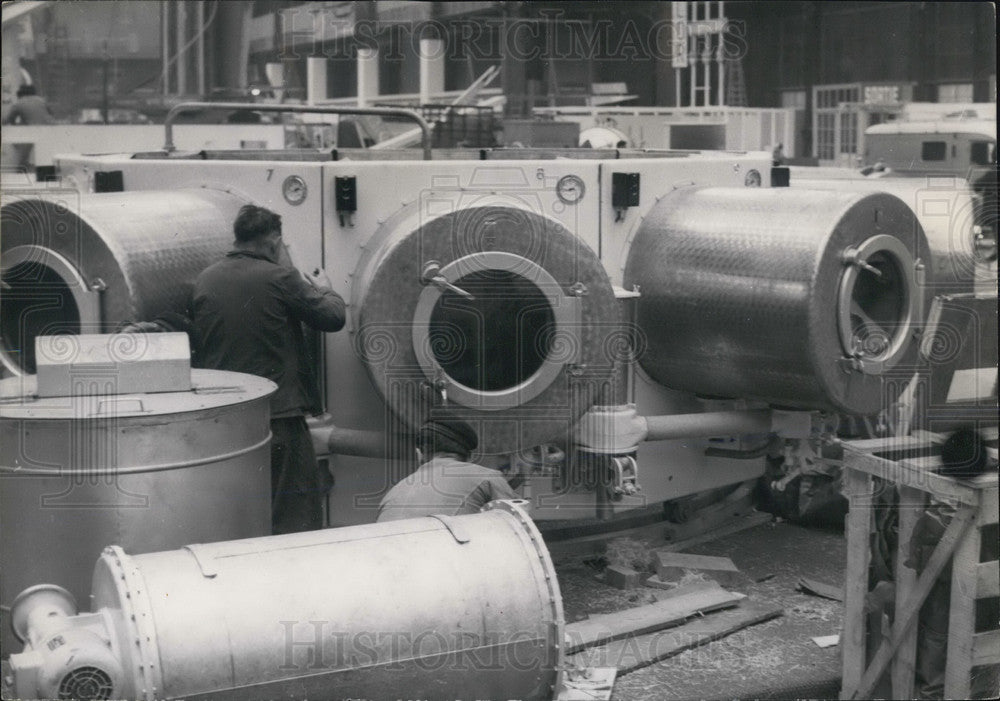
<box><xmin>35</xmin><ymin>332</ymin><xmax>191</xmax><ymax>397</ymax></box>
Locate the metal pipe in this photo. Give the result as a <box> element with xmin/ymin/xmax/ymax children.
<box><xmin>310</xmin><ymin>423</ymin><xmax>390</xmax><ymax>458</ymax></box>
<box><xmin>356</xmin><ymin>47</ymin><xmax>379</xmax><ymax>106</ymax></box>
<box><xmin>419</xmin><ymin>38</ymin><xmax>444</xmax><ymax>105</ymax></box>
<box><xmin>163</xmin><ymin>102</ymin><xmax>433</xmax><ymax>159</ymax></box>
<box><xmin>642</xmin><ymin>409</ymin><xmax>773</xmax><ymax>442</ymax></box>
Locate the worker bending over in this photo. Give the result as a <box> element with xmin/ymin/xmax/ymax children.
<box><xmin>377</xmin><ymin>414</ymin><xmax>519</xmax><ymax>522</ymax></box>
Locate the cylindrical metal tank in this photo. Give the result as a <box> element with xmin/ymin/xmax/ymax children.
<box><xmin>352</xmin><ymin>202</ymin><xmax>623</xmax><ymax>453</ymax></box>
<box><xmin>0</xmin><ymin>189</ymin><xmax>244</xmax><ymax>373</ymax></box>
<box><xmin>0</xmin><ymin>369</ymin><xmax>274</xmax><ymax>655</ymax></box>
<box><xmin>624</xmin><ymin>187</ymin><xmax>932</xmax><ymax>415</ymax></box>
<box><xmin>788</xmin><ymin>170</ymin><xmax>990</xmax><ymax>293</ymax></box>
<box><xmin>8</xmin><ymin>501</ymin><xmax>564</xmax><ymax>701</ymax></box>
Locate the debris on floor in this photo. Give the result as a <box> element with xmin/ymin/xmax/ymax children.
<box><xmin>653</xmin><ymin>551</ymin><xmax>749</xmax><ymax>588</ymax></box>
<box><xmin>797</xmin><ymin>576</ymin><xmax>844</xmax><ymax>601</ymax></box>
<box><xmin>812</xmin><ymin>634</ymin><xmax>840</xmax><ymax>648</ymax></box>
<box><xmin>556</xmin><ymin>667</ymin><xmax>618</xmax><ymax>701</ymax></box>
<box><xmin>604</xmin><ymin>564</ymin><xmax>643</xmax><ymax>590</ymax></box>
<box><xmin>555</xmin><ymin>519</ymin><xmax>847</xmax><ymax>700</ymax></box>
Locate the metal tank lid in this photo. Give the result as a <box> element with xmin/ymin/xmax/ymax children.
<box><xmin>0</xmin><ymin>369</ymin><xmax>276</xmax><ymax>420</ymax></box>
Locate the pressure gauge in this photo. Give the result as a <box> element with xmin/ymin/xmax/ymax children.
<box><xmin>282</xmin><ymin>175</ymin><xmax>308</xmax><ymax>205</ymax></box>
<box><xmin>556</xmin><ymin>174</ymin><xmax>586</xmax><ymax>204</ymax></box>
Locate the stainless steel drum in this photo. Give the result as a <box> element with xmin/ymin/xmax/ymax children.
<box><xmin>8</xmin><ymin>501</ymin><xmax>564</xmax><ymax>701</ymax></box>
<box><xmin>0</xmin><ymin>369</ymin><xmax>274</xmax><ymax>655</ymax></box>
<box><xmin>0</xmin><ymin>189</ymin><xmax>244</xmax><ymax>373</ymax></box>
<box><xmin>353</xmin><ymin>203</ymin><xmax>622</xmax><ymax>453</ymax></box>
<box><xmin>624</xmin><ymin>187</ymin><xmax>932</xmax><ymax>415</ymax></box>
<box><xmin>789</xmin><ymin>171</ymin><xmax>990</xmax><ymax>293</ymax></box>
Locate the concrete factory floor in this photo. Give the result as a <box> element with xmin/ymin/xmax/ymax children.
<box><xmin>554</xmin><ymin>518</ymin><xmax>847</xmax><ymax>700</ymax></box>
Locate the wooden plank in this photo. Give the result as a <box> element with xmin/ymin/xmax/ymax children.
<box><xmin>797</xmin><ymin>577</ymin><xmax>844</xmax><ymax>602</ymax></box>
<box><xmin>568</xmin><ymin>601</ymin><xmax>783</xmax><ymax>674</ymax></box>
<box><xmin>564</xmin><ymin>587</ymin><xmax>745</xmax><ymax>654</ymax></box>
<box><xmin>972</xmin><ymin>630</ymin><xmax>1000</xmax><ymax>666</ymax></box>
<box><xmin>841</xmin><ymin>468</ymin><xmax>873</xmax><ymax>700</ymax></box>
<box><xmin>902</xmin><ymin>455</ymin><xmax>943</xmax><ymax>470</ymax></box>
<box><xmin>850</xmin><ymin>505</ymin><xmax>976</xmax><ymax>700</ymax></box>
<box><xmin>907</xmin><ymin>428</ymin><xmax>1000</xmax><ymax>444</ymax></box>
<box><xmin>644</xmin><ymin>577</ymin><xmax>726</xmax><ymax>595</ymax></box>
<box><xmin>979</xmin><ymin>485</ymin><xmax>998</xmax><ymax>526</ymax></box>
<box><xmin>843</xmin><ymin>435</ymin><xmax>937</xmax><ymax>452</ymax></box>
<box><xmin>842</xmin><ymin>446</ymin><xmax>984</xmax><ymax>506</ymax></box>
<box><xmin>945</xmin><ymin>515</ymin><xmax>981</xmax><ymax>700</ymax></box>
<box><xmin>891</xmin><ymin>485</ymin><xmax>923</xmax><ymax>700</ymax></box>
<box><xmin>653</xmin><ymin>552</ymin><xmax>745</xmax><ymax>587</ymax></box>
<box><xmin>605</xmin><ymin>565</ymin><xmax>643</xmax><ymax>590</ymax></box>
<box><xmin>979</xmin><ymin>560</ymin><xmax>1000</xmax><ymax>598</ymax></box>
<box><xmin>909</xmin><ymin>429</ymin><xmax>945</xmax><ymax>445</ymax></box>
<box><xmin>654</xmin><ymin>552</ymin><xmax>739</xmax><ymax>573</ymax></box>
<box><xmin>658</xmin><ymin>511</ymin><xmax>772</xmax><ymax>553</ymax></box>
<box><xmin>662</xmin><ymin>489</ymin><xmax>755</xmax><ymax>543</ymax></box>
<box><xmin>905</xmin><ymin>457</ymin><xmax>999</xmax><ymax>489</ymax></box>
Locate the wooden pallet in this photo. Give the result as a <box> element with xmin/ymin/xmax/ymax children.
<box><xmin>840</xmin><ymin>429</ymin><xmax>999</xmax><ymax>700</ymax></box>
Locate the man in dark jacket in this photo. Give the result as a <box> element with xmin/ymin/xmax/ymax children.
<box><xmin>376</xmin><ymin>414</ymin><xmax>519</xmax><ymax>522</ymax></box>
<box><xmin>193</xmin><ymin>205</ymin><xmax>346</xmax><ymax>534</ymax></box>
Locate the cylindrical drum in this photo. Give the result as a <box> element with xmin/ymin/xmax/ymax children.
<box><xmin>0</xmin><ymin>369</ymin><xmax>274</xmax><ymax>654</ymax></box>
<box><xmin>0</xmin><ymin>189</ymin><xmax>244</xmax><ymax>373</ymax></box>
<box><xmin>624</xmin><ymin>187</ymin><xmax>932</xmax><ymax>415</ymax></box>
<box><xmin>80</xmin><ymin>501</ymin><xmax>562</xmax><ymax>700</ymax></box>
<box><xmin>789</xmin><ymin>172</ymin><xmax>988</xmax><ymax>293</ymax></box>
<box><xmin>353</xmin><ymin>202</ymin><xmax>622</xmax><ymax>453</ymax></box>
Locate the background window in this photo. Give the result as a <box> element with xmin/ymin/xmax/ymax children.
<box><xmin>922</xmin><ymin>141</ymin><xmax>947</xmax><ymax>161</ymax></box>
<box><xmin>971</xmin><ymin>141</ymin><xmax>996</xmax><ymax>166</ymax></box>
<box><xmin>937</xmin><ymin>83</ymin><xmax>974</xmax><ymax>103</ymax></box>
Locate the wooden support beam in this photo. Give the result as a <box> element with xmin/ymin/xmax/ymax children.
<box><xmin>846</xmin><ymin>505</ymin><xmax>976</xmax><ymax>700</ymax></box>
<box><xmin>840</xmin><ymin>469</ymin><xmax>873</xmax><ymax>699</ymax></box>
<box><xmin>890</xmin><ymin>485</ymin><xmax>923</xmax><ymax>699</ymax></box>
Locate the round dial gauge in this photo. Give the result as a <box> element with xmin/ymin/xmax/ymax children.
<box><xmin>282</xmin><ymin>175</ymin><xmax>308</xmax><ymax>205</ymax></box>
<box><xmin>556</xmin><ymin>175</ymin><xmax>586</xmax><ymax>204</ymax></box>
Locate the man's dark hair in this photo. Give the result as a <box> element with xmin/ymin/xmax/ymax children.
<box><xmin>17</xmin><ymin>84</ymin><xmax>37</xmax><ymax>97</ymax></box>
<box><xmin>416</xmin><ymin>413</ymin><xmax>478</xmax><ymax>460</ymax></box>
<box><xmin>233</xmin><ymin>205</ymin><xmax>281</xmax><ymax>243</ymax></box>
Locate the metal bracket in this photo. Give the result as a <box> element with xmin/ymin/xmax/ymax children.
<box><xmin>609</xmin><ymin>455</ymin><xmax>639</xmax><ymax>498</ymax></box>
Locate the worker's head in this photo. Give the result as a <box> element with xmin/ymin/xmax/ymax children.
<box><xmin>233</xmin><ymin>205</ymin><xmax>282</xmax><ymax>259</ymax></box>
<box><xmin>415</xmin><ymin>413</ymin><xmax>478</xmax><ymax>462</ymax></box>
<box><xmin>16</xmin><ymin>84</ymin><xmax>36</xmax><ymax>98</ymax></box>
